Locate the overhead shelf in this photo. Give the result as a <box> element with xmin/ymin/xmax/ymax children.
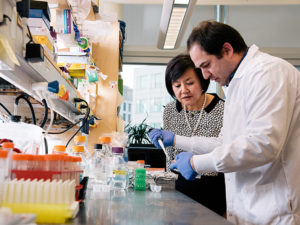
<box><xmin>0</xmin><ymin>6</ymin><xmax>83</xmax><ymax>124</ymax></box>
<box><xmin>0</xmin><ymin>52</ymin><xmax>83</xmax><ymax>124</ymax></box>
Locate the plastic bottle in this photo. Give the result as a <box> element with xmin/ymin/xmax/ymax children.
<box><xmin>71</xmin><ymin>145</ymin><xmax>88</xmax><ymax>182</ymax></box>
<box><xmin>110</xmin><ymin>147</ymin><xmax>128</xmax><ymax>190</ymax></box>
<box><xmin>92</xmin><ymin>144</ymin><xmax>105</xmax><ymax>183</ymax></box>
<box><xmin>137</xmin><ymin>160</ymin><xmax>145</xmax><ymax>168</ymax></box>
<box><xmin>99</xmin><ymin>137</ymin><xmax>112</xmax><ymax>157</ymax></box>
<box><xmin>74</xmin><ymin>136</ymin><xmax>86</xmax><ymax>146</ymax></box>
<box><xmin>52</xmin><ymin>145</ymin><xmax>66</xmax><ymax>154</ymax></box>
<box><xmin>74</xmin><ymin>135</ymin><xmax>91</xmax><ymax>176</ymax></box>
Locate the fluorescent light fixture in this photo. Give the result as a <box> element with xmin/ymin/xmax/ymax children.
<box><xmin>157</xmin><ymin>0</ymin><xmax>196</xmax><ymax>50</ymax></box>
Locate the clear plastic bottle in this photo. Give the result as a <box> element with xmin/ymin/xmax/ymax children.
<box><xmin>110</xmin><ymin>147</ymin><xmax>128</xmax><ymax>190</ymax></box>
<box><xmin>99</xmin><ymin>136</ymin><xmax>112</xmax><ymax>157</ymax></box>
<box><xmin>71</xmin><ymin>145</ymin><xmax>88</xmax><ymax>182</ymax></box>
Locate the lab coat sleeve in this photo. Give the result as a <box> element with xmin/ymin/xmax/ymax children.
<box><xmin>210</xmin><ymin>63</ymin><xmax>297</xmax><ymax>173</ymax></box>
<box><xmin>175</xmin><ymin>131</ymin><xmax>223</xmax><ymax>155</ymax></box>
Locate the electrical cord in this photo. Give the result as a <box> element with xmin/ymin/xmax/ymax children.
<box><xmin>46</xmin><ymin>119</ymin><xmax>82</xmax><ymax>134</ymax></box>
<box><xmin>0</xmin><ymin>103</ymin><xmax>12</xmax><ymax>116</ymax></box>
<box><xmin>39</xmin><ymin>99</ymin><xmax>48</xmax><ymax>128</ymax></box>
<box><xmin>14</xmin><ymin>94</ymin><xmax>36</xmax><ymax>125</ymax></box>
<box><xmin>0</xmin><ymin>15</ymin><xmax>11</xmax><ymax>26</ymax></box>
<box><xmin>65</xmin><ymin>98</ymin><xmax>90</xmax><ymax>148</ymax></box>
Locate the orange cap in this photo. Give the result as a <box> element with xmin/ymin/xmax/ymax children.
<box><xmin>53</xmin><ymin>145</ymin><xmax>66</xmax><ymax>152</ymax></box>
<box><xmin>99</xmin><ymin>136</ymin><xmax>111</xmax><ymax>143</ymax></box>
<box><xmin>137</xmin><ymin>160</ymin><xmax>145</xmax><ymax>164</ymax></box>
<box><xmin>72</xmin><ymin>145</ymin><xmax>84</xmax><ymax>152</ymax></box>
<box><xmin>2</xmin><ymin>142</ymin><xmax>14</xmax><ymax>149</ymax></box>
<box><xmin>0</xmin><ymin>150</ymin><xmax>8</xmax><ymax>158</ymax></box>
<box><xmin>74</xmin><ymin>136</ymin><xmax>86</xmax><ymax>143</ymax></box>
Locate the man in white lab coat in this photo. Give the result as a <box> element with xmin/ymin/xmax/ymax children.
<box><xmin>149</xmin><ymin>20</ymin><xmax>300</xmax><ymax>225</ymax></box>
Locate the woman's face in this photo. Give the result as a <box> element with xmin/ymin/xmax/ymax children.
<box><xmin>172</xmin><ymin>68</ymin><xmax>203</xmax><ymax>107</ymax></box>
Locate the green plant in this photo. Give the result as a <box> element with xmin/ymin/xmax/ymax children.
<box><xmin>125</xmin><ymin>118</ymin><xmax>152</xmax><ymax>145</ymax></box>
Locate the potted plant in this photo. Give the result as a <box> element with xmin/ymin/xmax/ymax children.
<box><xmin>125</xmin><ymin>118</ymin><xmax>166</xmax><ymax>168</ymax></box>
<box><xmin>125</xmin><ymin>118</ymin><xmax>152</xmax><ymax>145</ymax></box>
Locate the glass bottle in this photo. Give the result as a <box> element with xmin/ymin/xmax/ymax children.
<box><xmin>110</xmin><ymin>147</ymin><xmax>128</xmax><ymax>190</ymax></box>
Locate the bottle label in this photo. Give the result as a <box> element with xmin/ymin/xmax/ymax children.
<box><xmin>113</xmin><ymin>170</ymin><xmax>127</xmax><ymax>176</ymax></box>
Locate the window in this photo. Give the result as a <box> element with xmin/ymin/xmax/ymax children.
<box><xmin>150</xmin><ymin>98</ymin><xmax>163</xmax><ymax>113</ymax></box>
<box><xmin>121</xmin><ymin>64</ymin><xmax>170</xmax><ymax>127</ymax></box>
<box><xmin>136</xmin><ymin>74</ymin><xmax>148</xmax><ymax>89</ymax></box>
<box><xmin>122</xmin><ymin>113</ymin><xmax>126</xmax><ymax>121</ymax></box>
<box><xmin>136</xmin><ymin>99</ymin><xmax>146</xmax><ymax>113</ymax></box>
<box><xmin>150</xmin><ymin>122</ymin><xmax>162</xmax><ymax>129</ymax></box>
<box><xmin>151</xmin><ymin>72</ymin><xmax>164</xmax><ymax>88</ymax></box>
<box><xmin>123</xmin><ymin>102</ymin><xmax>126</xmax><ymax>111</ymax></box>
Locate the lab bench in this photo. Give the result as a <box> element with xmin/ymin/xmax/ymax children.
<box><xmin>62</xmin><ymin>189</ymin><xmax>232</xmax><ymax>225</ymax></box>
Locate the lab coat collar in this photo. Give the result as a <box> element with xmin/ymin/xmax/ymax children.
<box><xmin>231</xmin><ymin>44</ymin><xmax>259</xmax><ymax>80</ymax></box>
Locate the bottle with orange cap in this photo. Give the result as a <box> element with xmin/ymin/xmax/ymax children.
<box><xmin>99</xmin><ymin>136</ymin><xmax>112</xmax><ymax>157</ymax></box>
<box><xmin>71</xmin><ymin>145</ymin><xmax>88</xmax><ymax>182</ymax></box>
<box><xmin>52</xmin><ymin>145</ymin><xmax>67</xmax><ymax>154</ymax></box>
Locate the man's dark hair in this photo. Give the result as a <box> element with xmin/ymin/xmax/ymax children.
<box><xmin>187</xmin><ymin>20</ymin><xmax>248</xmax><ymax>58</ymax></box>
<box><xmin>165</xmin><ymin>54</ymin><xmax>210</xmax><ymax>99</ymax></box>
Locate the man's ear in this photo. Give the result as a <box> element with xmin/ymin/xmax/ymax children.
<box><xmin>222</xmin><ymin>42</ymin><xmax>234</xmax><ymax>57</ymax></box>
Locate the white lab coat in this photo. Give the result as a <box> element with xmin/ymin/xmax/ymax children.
<box><xmin>175</xmin><ymin>45</ymin><xmax>300</xmax><ymax>225</ymax></box>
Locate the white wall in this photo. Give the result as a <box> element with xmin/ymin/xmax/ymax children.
<box><xmin>122</xmin><ymin>5</ymin><xmax>300</xmax><ymax>64</ymax></box>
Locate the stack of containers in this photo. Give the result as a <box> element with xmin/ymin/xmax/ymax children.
<box><xmin>10</xmin><ymin>154</ymin><xmax>82</xmax><ymax>186</ymax></box>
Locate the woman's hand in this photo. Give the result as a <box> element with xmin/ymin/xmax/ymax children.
<box><xmin>149</xmin><ymin>129</ymin><xmax>175</xmax><ymax>149</ymax></box>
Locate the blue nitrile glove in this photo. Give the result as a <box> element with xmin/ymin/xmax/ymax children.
<box><xmin>170</xmin><ymin>152</ymin><xmax>198</xmax><ymax>181</ymax></box>
<box><xmin>149</xmin><ymin>129</ymin><xmax>175</xmax><ymax>149</ymax></box>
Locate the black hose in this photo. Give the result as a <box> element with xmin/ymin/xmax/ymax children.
<box><xmin>65</xmin><ymin>98</ymin><xmax>90</xmax><ymax>148</ymax></box>
<box><xmin>44</xmin><ymin>136</ymin><xmax>48</xmax><ymax>154</ymax></box>
<box><xmin>15</xmin><ymin>94</ymin><xmax>36</xmax><ymax>125</ymax></box>
<box><xmin>39</xmin><ymin>99</ymin><xmax>48</xmax><ymax>128</ymax></box>
<box><xmin>0</xmin><ymin>103</ymin><xmax>12</xmax><ymax>116</ymax></box>
<box><xmin>47</xmin><ymin>119</ymin><xmax>82</xmax><ymax>134</ymax></box>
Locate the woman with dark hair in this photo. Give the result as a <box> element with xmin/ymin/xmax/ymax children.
<box><xmin>163</xmin><ymin>54</ymin><xmax>226</xmax><ymax>216</ymax></box>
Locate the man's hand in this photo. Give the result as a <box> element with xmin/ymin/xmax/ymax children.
<box><xmin>149</xmin><ymin>129</ymin><xmax>175</xmax><ymax>149</ymax></box>
<box><xmin>170</xmin><ymin>152</ymin><xmax>198</xmax><ymax>181</ymax></box>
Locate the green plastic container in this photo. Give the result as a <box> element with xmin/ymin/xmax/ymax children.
<box><xmin>134</xmin><ymin>168</ymin><xmax>146</xmax><ymax>190</ymax></box>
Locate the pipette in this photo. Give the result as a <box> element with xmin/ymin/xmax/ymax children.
<box><xmin>157</xmin><ymin>138</ymin><xmax>170</xmax><ymax>162</ymax></box>
<box><xmin>149</xmin><ymin>129</ymin><xmax>170</xmax><ymax>162</ymax></box>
